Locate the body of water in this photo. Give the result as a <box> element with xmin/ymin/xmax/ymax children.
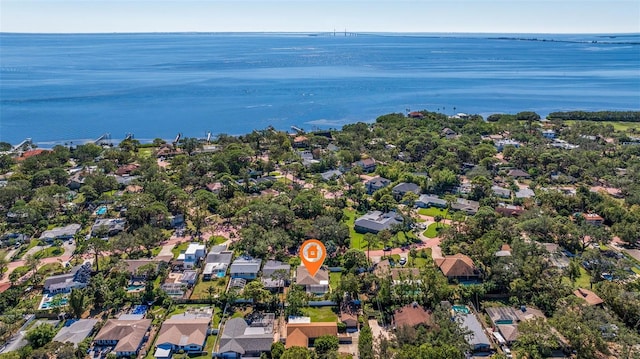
<box><xmin>1</xmin><ymin>32</ymin><xmax>639</xmax><ymax>145</ymax></box>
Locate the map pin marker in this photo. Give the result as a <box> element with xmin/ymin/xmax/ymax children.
<box><xmin>300</xmin><ymin>239</ymin><xmax>326</xmax><ymax>277</ymax></box>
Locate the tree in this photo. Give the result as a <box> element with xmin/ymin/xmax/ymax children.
<box><xmin>513</xmin><ymin>318</ymin><xmax>558</xmax><ymax>359</ymax></box>
<box><xmin>281</xmin><ymin>346</ymin><xmax>313</xmax><ymax>359</ymax></box>
<box><xmin>285</xmin><ymin>286</ymin><xmax>308</xmax><ymax>317</ymax></box>
<box><xmin>314</xmin><ymin>335</ymin><xmax>339</xmax><ymax>356</ymax></box>
<box><xmin>363</xmin><ymin>233</ymin><xmax>381</xmax><ymax>263</ymax></box>
<box><xmin>358</xmin><ymin>324</ymin><xmax>374</xmax><ymax>359</ymax></box>
<box><xmin>243</xmin><ymin>280</ymin><xmax>270</xmax><ymax>304</ymax></box>
<box><xmin>342</xmin><ymin>249</ymin><xmax>368</xmax><ymax>272</ymax></box>
<box><xmin>84</xmin><ymin>237</ymin><xmax>109</xmax><ymax>272</ymax></box>
<box><xmin>26</xmin><ymin>323</ymin><xmax>56</xmax><ymax>348</ymax></box>
<box><xmin>271</xmin><ymin>342</ymin><xmax>285</xmax><ymax>359</ymax></box>
<box><xmin>69</xmin><ymin>288</ymin><xmax>87</xmax><ymax>318</ymax></box>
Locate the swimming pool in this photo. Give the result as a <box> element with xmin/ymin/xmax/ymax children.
<box><xmin>452</xmin><ymin>305</ymin><xmax>470</xmax><ymax>314</ymax></box>
<box><xmin>96</xmin><ymin>206</ymin><xmax>107</xmax><ymax>215</ymax></box>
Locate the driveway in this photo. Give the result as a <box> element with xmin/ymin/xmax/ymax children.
<box><xmin>0</xmin><ymin>317</ymin><xmax>58</xmax><ymax>354</ymax></box>
<box><xmin>368</xmin><ymin>319</ymin><xmax>390</xmax><ymax>340</ymax></box>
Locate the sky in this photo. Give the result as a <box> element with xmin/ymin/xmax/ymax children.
<box><xmin>1</xmin><ymin>0</ymin><xmax>639</xmax><ymax>34</ymax></box>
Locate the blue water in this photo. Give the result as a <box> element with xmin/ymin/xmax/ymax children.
<box><xmin>1</xmin><ymin>32</ymin><xmax>639</xmax><ymax>144</ymax></box>
<box><xmin>95</xmin><ymin>206</ymin><xmax>107</xmax><ymax>215</ymax></box>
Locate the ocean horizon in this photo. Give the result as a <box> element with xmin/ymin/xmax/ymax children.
<box><xmin>1</xmin><ymin>32</ymin><xmax>639</xmax><ymax>145</ymax></box>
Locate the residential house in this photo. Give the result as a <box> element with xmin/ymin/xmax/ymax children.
<box><xmin>44</xmin><ymin>263</ymin><xmax>92</xmax><ymax>294</ymax></box>
<box><xmin>15</xmin><ymin>149</ymin><xmax>51</xmax><ymax>162</ymax></box>
<box><xmin>574</xmin><ymin>288</ymin><xmax>604</xmax><ymax>306</ymax></box>
<box><xmin>123</xmin><ymin>259</ymin><xmax>159</xmax><ymax>281</ymax></box>
<box><xmin>441</xmin><ymin>127</ymin><xmax>457</xmax><ymax>139</ymax></box>
<box><xmin>458</xmin><ymin>312</ymin><xmax>491</xmax><ymax>352</ymax></box>
<box><xmin>205</xmin><ymin>182</ymin><xmax>223</xmax><ymax>194</ymax></box>
<box><xmin>494</xmin><ymin>244</ymin><xmax>512</xmax><ymax>258</ymax></box>
<box><xmin>67</xmin><ymin>172</ymin><xmax>86</xmax><ymax>190</ymax></box>
<box><xmin>583</xmin><ymin>213</ymin><xmax>605</xmax><ymax>226</ymax></box>
<box><xmin>296</xmin><ymin>265</ymin><xmax>329</xmax><ymax>295</ymax></box>
<box><xmin>154</xmin><ymin>144</ymin><xmax>183</xmax><ymax>158</ymax></box>
<box><xmin>416</xmin><ymin>194</ymin><xmax>447</xmax><ymax>208</ymax></box>
<box><xmin>451</xmin><ymin>198</ymin><xmax>480</xmax><ymax>215</ymax></box>
<box><xmin>393</xmin><ymin>302</ymin><xmax>432</xmax><ymax>329</ymax></box>
<box><xmin>216</xmin><ymin>315</ymin><xmax>275</xmax><ymax>358</ymax></box>
<box><xmin>52</xmin><ymin>319</ymin><xmax>99</xmax><ymax>347</ymax></box>
<box><xmin>391</xmin><ymin>182</ymin><xmax>421</xmax><ymax>200</ymax></box>
<box><xmin>261</xmin><ymin>260</ymin><xmax>291</xmax><ymax>291</ymax></box>
<box><xmin>320</xmin><ymin>169</ymin><xmax>343</xmax><ymax>181</ymax></box>
<box><xmin>491</xmin><ymin>185</ymin><xmax>511</xmax><ymax>199</ymax></box>
<box><xmin>155</xmin><ymin>314</ymin><xmax>211</xmax><ymax>356</ymax></box>
<box><xmin>183</xmin><ymin>243</ymin><xmax>206</xmax><ymax>269</ymax></box>
<box><xmin>485</xmin><ymin>306</ymin><xmax>545</xmax><ymax>345</ymax></box>
<box><xmin>435</xmin><ymin>254</ymin><xmax>479</xmax><ymax>282</ymax></box>
<box><xmin>515</xmin><ymin>188</ymin><xmax>535</xmax><ymax>199</ymax></box>
<box><xmin>339</xmin><ymin>311</ymin><xmax>358</xmax><ymax>331</ymax></box>
<box><xmin>94</xmin><ymin>319</ymin><xmax>152</xmax><ymax>357</ymax></box>
<box><xmin>354</xmin><ymin>211</ymin><xmax>403</xmax><ymax>234</ymax></box>
<box><xmin>408</xmin><ymin>111</ymin><xmax>424</xmax><ymax>119</ymax></box>
<box><xmin>495</xmin><ymin>139</ymin><xmax>521</xmax><ymax>152</ymax></box>
<box><xmin>507</xmin><ymin>169</ymin><xmax>531</xmax><ymax>179</ymax></box>
<box><xmin>91</xmin><ymin>218</ymin><xmax>126</xmax><ymax>236</ymax></box>
<box><xmin>203</xmin><ymin>246</ymin><xmax>233</xmax><ymax>280</ymax></box>
<box><xmin>292</xmin><ymin>135</ymin><xmax>309</xmax><ymax>148</ymax></box>
<box><xmin>365</xmin><ymin>176</ymin><xmax>391</xmax><ymax>195</ymax></box>
<box><xmin>298</xmin><ymin>150</ymin><xmax>319</xmax><ymax>167</ymax></box>
<box><xmin>39</xmin><ymin>223</ymin><xmax>81</xmax><ymax>243</ymax></box>
<box><xmin>353</xmin><ymin>158</ymin><xmax>376</xmax><ymax>173</ymax></box>
<box><xmin>230</xmin><ymin>256</ymin><xmax>262</xmax><ymax>280</ymax></box>
<box><xmin>542</xmin><ymin>129</ymin><xmax>557</xmax><ymax>139</ymax></box>
<box><xmin>496</xmin><ymin>203</ymin><xmax>524</xmax><ymax>217</ymax></box>
<box><xmin>115</xmin><ymin>164</ymin><xmax>139</xmax><ymax>176</ymax></box>
<box><xmin>391</xmin><ymin>268</ymin><xmax>422</xmax><ymax>286</ymax></box>
<box><xmin>285</xmin><ymin>322</ymin><xmax>338</xmax><ymax>348</ymax></box>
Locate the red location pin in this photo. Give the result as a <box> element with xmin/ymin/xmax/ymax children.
<box><xmin>300</xmin><ymin>239</ymin><xmax>326</xmax><ymax>277</ymax></box>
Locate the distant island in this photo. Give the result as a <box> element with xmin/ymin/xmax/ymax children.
<box><xmin>0</xmin><ymin>110</ymin><xmax>639</xmax><ymax>359</ymax></box>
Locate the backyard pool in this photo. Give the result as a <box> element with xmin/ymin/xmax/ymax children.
<box><xmin>95</xmin><ymin>206</ymin><xmax>107</xmax><ymax>215</ymax></box>
<box><xmin>452</xmin><ymin>305</ymin><xmax>470</xmax><ymax>314</ymax></box>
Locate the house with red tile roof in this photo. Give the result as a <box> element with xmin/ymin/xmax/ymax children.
<box><xmin>435</xmin><ymin>254</ymin><xmax>480</xmax><ymax>281</ymax></box>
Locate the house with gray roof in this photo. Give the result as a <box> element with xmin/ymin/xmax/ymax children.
<box><xmin>365</xmin><ymin>176</ymin><xmax>391</xmax><ymax>194</ymax></box>
<box><xmin>491</xmin><ymin>185</ymin><xmax>511</xmax><ymax>199</ymax></box>
<box><xmin>52</xmin><ymin>319</ymin><xmax>99</xmax><ymax>347</ymax></box>
<box><xmin>92</xmin><ymin>218</ymin><xmax>126</xmax><ymax>236</ymax></box>
<box><xmin>40</xmin><ymin>223</ymin><xmax>81</xmax><ymax>243</ymax></box>
<box><xmin>457</xmin><ymin>312</ymin><xmax>491</xmax><ymax>352</ymax></box>
<box><xmin>261</xmin><ymin>260</ymin><xmax>291</xmax><ymax>291</ymax></box>
<box><xmin>320</xmin><ymin>169</ymin><xmax>343</xmax><ymax>181</ymax></box>
<box><xmin>392</xmin><ymin>182</ymin><xmax>421</xmax><ymax>200</ymax></box>
<box><xmin>451</xmin><ymin>198</ymin><xmax>480</xmax><ymax>215</ymax></box>
<box><xmin>44</xmin><ymin>262</ymin><xmax>92</xmax><ymax>294</ymax></box>
<box><xmin>354</xmin><ymin>211</ymin><xmax>403</xmax><ymax>234</ymax></box>
<box><xmin>215</xmin><ymin>316</ymin><xmax>274</xmax><ymax>358</ymax></box>
<box><xmin>230</xmin><ymin>256</ymin><xmax>262</xmax><ymax>280</ymax></box>
<box><xmin>515</xmin><ymin>188</ymin><xmax>535</xmax><ymax>199</ymax></box>
<box><xmin>203</xmin><ymin>248</ymin><xmax>233</xmax><ymax>280</ymax></box>
<box><xmin>416</xmin><ymin>194</ymin><xmax>447</xmax><ymax>208</ymax></box>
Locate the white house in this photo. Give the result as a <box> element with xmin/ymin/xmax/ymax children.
<box><xmin>184</xmin><ymin>243</ymin><xmax>206</xmax><ymax>269</ymax></box>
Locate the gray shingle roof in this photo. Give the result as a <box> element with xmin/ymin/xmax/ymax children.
<box><xmin>230</xmin><ymin>257</ymin><xmax>261</xmax><ymax>274</ymax></box>
<box><xmin>218</xmin><ymin>318</ymin><xmax>273</xmax><ymax>354</ymax></box>
<box><xmin>354</xmin><ymin>211</ymin><xmax>402</xmax><ymax>233</ymax></box>
<box><xmin>52</xmin><ymin>319</ymin><xmax>99</xmax><ymax>346</ymax></box>
<box><xmin>392</xmin><ymin>182</ymin><xmax>421</xmax><ymax>195</ymax></box>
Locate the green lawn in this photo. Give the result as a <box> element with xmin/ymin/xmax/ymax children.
<box><xmin>410</xmin><ymin>249</ymin><xmax>433</xmax><ymax>268</ymax></box>
<box><xmin>417</xmin><ymin>207</ymin><xmax>450</xmax><ymax>219</ymax></box>
<box><xmin>171</xmin><ymin>242</ymin><xmax>190</xmax><ymax>259</ymax></box>
<box><xmin>574</xmin><ymin>267</ymin><xmax>592</xmax><ymax>288</ymax></box>
<box><xmin>12</xmin><ymin>265</ymin><xmax>29</xmax><ymax>277</ymax></box>
<box><xmin>344</xmin><ymin>208</ymin><xmax>366</xmax><ymax>250</ymax></box>
<box><xmin>191</xmin><ymin>277</ymin><xmax>229</xmax><ymax>300</ymax></box>
<box><xmin>190</xmin><ymin>333</ymin><xmax>217</xmax><ymax>359</ymax></box>
<box><xmin>209</xmin><ymin>236</ymin><xmax>227</xmax><ymax>246</ymax></box>
<box><xmin>301</xmin><ymin>306</ymin><xmax>339</xmax><ymax>322</ymax></box>
<box><xmin>329</xmin><ymin>272</ymin><xmax>342</xmax><ymax>291</ymax></box>
<box><xmin>424</xmin><ymin>223</ymin><xmax>449</xmax><ymax>238</ymax></box>
<box><xmin>564</xmin><ymin>120</ymin><xmax>640</xmax><ymax>132</ymax></box>
<box><xmin>138</xmin><ymin>147</ymin><xmax>154</xmax><ymax>159</ymax></box>
<box><xmin>37</xmin><ymin>262</ymin><xmax>64</xmax><ymax>276</ymax></box>
<box><xmin>33</xmin><ymin>246</ymin><xmax>64</xmax><ymax>259</ymax></box>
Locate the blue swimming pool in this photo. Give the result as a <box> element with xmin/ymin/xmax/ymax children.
<box><xmin>452</xmin><ymin>305</ymin><xmax>470</xmax><ymax>314</ymax></box>
<box><xmin>96</xmin><ymin>206</ymin><xmax>107</xmax><ymax>215</ymax></box>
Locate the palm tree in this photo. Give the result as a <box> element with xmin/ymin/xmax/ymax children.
<box><xmin>363</xmin><ymin>233</ymin><xmax>381</xmax><ymax>263</ymax></box>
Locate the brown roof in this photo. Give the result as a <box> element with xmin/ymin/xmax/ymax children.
<box><xmin>116</xmin><ymin>164</ymin><xmax>139</xmax><ymax>176</ymax></box>
<box><xmin>393</xmin><ymin>303</ymin><xmax>432</xmax><ymax>328</ymax></box>
<box><xmin>390</xmin><ymin>268</ymin><xmax>421</xmax><ymax>281</ymax></box>
<box><xmin>373</xmin><ymin>259</ymin><xmax>391</xmax><ymax>277</ymax></box>
<box><xmin>574</xmin><ymin>288</ymin><xmax>603</xmax><ymax>306</ymax></box>
<box><xmin>94</xmin><ymin>319</ymin><xmax>151</xmax><ymax>353</ymax></box>
<box><xmin>293</xmin><ymin>136</ymin><xmax>308</xmax><ymax>143</ymax></box>
<box><xmin>296</xmin><ymin>265</ymin><xmax>329</xmax><ymax>286</ymax></box>
<box><xmin>123</xmin><ymin>259</ymin><xmax>159</xmax><ymax>275</ymax></box>
<box><xmin>206</xmin><ymin>182</ymin><xmax>223</xmax><ymax>192</ymax></box>
<box><xmin>285</xmin><ymin>322</ymin><xmax>337</xmax><ymax>348</ymax></box>
<box><xmin>339</xmin><ymin>312</ymin><xmax>358</xmax><ymax>327</ymax></box>
<box><xmin>435</xmin><ymin>254</ymin><xmax>477</xmax><ymax>278</ymax></box>
<box><xmin>507</xmin><ymin>169</ymin><xmax>530</xmax><ymax>178</ymax></box>
<box><xmin>16</xmin><ymin>149</ymin><xmax>50</xmax><ymax>161</ymax></box>
<box><xmin>125</xmin><ymin>185</ymin><xmax>143</xmax><ymax>193</ymax></box>
<box><xmin>156</xmin><ymin>316</ymin><xmax>210</xmax><ymax>348</ymax></box>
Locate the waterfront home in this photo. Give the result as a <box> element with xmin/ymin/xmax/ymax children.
<box><xmin>52</xmin><ymin>319</ymin><xmax>99</xmax><ymax>347</ymax></box>
<box><xmin>230</xmin><ymin>256</ymin><xmax>262</xmax><ymax>280</ymax></box>
<box><xmin>295</xmin><ymin>264</ymin><xmax>329</xmax><ymax>295</ymax></box>
<box><xmin>365</xmin><ymin>176</ymin><xmax>391</xmax><ymax>194</ymax></box>
<box><xmin>408</xmin><ymin>111</ymin><xmax>424</xmax><ymax>119</ymax></box>
<box><xmin>435</xmin><ymin>254</ymin><xmax>479</xmax><ymax>282</ymax></box>
<box><xmin>94</xmin><ymin>318</ymin><xmax>152</xmax><ymax>358</ymax></box>
<box><xmin>155</xmin><ymin>314</ymin><xmax>211</xmax><ymax>356</ymax></box>
<box><xmin>216</xmin><ymin>315</ymin><xmax>275</xmax><ymax>358</ymax></box>
<box><xmin>354</xmin><ymin>211</ymin><xmax>403</xmax><ymax>234</ymax></box>
<box><xmin>393</xmin><ymin>303</ymin><xmax>432</xmax><ymax>329</ymax></box>
<box><xmin>261</xmin><ymin>260</ymin><xmax>291</xmax><ymax>291</ymax></box>
<box><xmin>285</xmin><ymin>322</ymin><xmax>338</xmax><ymax>348</ymax></box>
<box><xmin>39</xmin><ymin>223</ymin><xmax>81</xmax><ymax>243</ymax></box>
<box><xmin>416</xmin><ymin>194</ymin><xmax>447</xmax><ymax>208</ymax></box>
<box><xmin>391</xmin><ymin>182</ymin><xmax>421</xmax><ymax>200</ymax></box>
<box><xmin>44</xmin><ymin>263</ymin><xmax>91</xmax><ymax>294</ymax></box>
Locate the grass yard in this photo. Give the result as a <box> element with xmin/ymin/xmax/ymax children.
<box><xmin>344</xmin><ymin>208</ymin><xmax>367</xmax><ymax>250</ymax></box>
<box><xmin>329</xmin><ymin>272</ymin><xmax>342</xmax><ymax>291</ymax></box>
<box><xmin>37</xmin><ymin>262</ymin><xmax>64</xmax><ymax>276</ymax></box>
<box><xmin>574</xmin><ymin>267</ymin><xmax>592</xmax><ymax>288</ymax></box>
<box><xmin>12</xmin><ymin>265</ymin><xmax>29</xmax><ymax>278</ymax></box>
<box><xmin>564</xmin><ymin>120</ymin><xmax>640</xmax><ymax>132</ymax></box>
<box><xmin>301</xmin><ymin>306</ymin><xmax>339</xmax><ymax>322</ymax></box>
<box><xmin>410</xmin><ymin>249</ymin><xmax>433</xmax><ymax>268</ymax></box>
<box><xmin>190</xmin><ymin>333</ymin><xmax>218</xmax><ymax>359</ymax></box>
<box><xmin>138</xmin><ymin>147</ymin><xmax>154</xmax><ymax>159</ymax></box>
<box><xmin>424</xmin><ymin>223</ymin><xmax>449</xmax><ymax>238</ymax></box>
<box><xmin>209</xmin><ymin>235</ymin><xmax>227</xmax><ymax>245</ymax></box>
<box><xmin>417</xmin><ymin>207</ymin><xmax>450</xmax><ymax>219</ymax></box>
<box><xmin>171</xmin><ymin>242</ymin><xmax>190</xmax><ymax>259</ymax></box>
<box><xmin>190</xmin><ymin>277</ymin><xmax>229</xmax><ymax>300</ymax></box>
<box><xmin>33</xmin><ymin>246</ymin><xmax>64</xmax><ymax>259</ymax></box>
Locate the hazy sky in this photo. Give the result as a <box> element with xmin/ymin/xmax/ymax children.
<box><xmin>1</xmin><ymin>0</ymin><xmax>639</xmax><ymax>33</ymax></box>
